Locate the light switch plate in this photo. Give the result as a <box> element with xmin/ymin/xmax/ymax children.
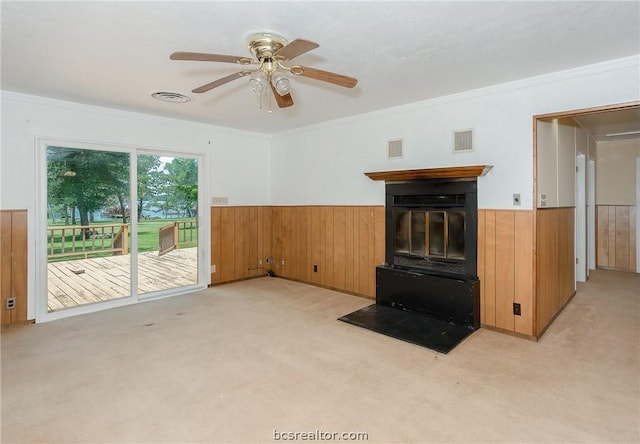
<box><xmin>540</xmin><ymin>194</ymin><xmax>547</xmax><ymax>207</ymax></box>
<box><xmin>211</xmin><ymin>197</ymin><xmax>228</xmax><ymax>205</ymax></box>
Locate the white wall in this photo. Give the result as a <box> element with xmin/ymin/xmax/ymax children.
<box><xmin>557</xmin><ymin>119</ymin><xmax>577</xmax><ymax>207</ymax></box>
<box><xmin>270</xmin><ymin>56</ymin><xmax>640</xmax><ymax>209</ymax></box>
<box><xmin>596</xmin><ymin>139</ymin><xmax>640</xmax><ymax>205</ymax></box>
<box><xmin>1</xmin><ymin>92</ymin><xmax>271</xmax><ymax>209</ymax></box>
<box><xmin>537</xmin><ymin>120</ymin><xmax>559</xmax><ymax>207</ymax></box>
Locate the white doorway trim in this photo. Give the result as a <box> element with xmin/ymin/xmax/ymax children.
<box><xmin>587</xmin><ymin>159</ymin><xmax>596</xmax><ymax>271</ymax></box>
<box><xmin>637</xmin><ymin>157</ymin><xmax>640</xmax><ymax>273</ymax></box>
<box><xmin>575</xmin><ymin>153</ymin><xmax>586</xmax><ymax>282</ymax></box>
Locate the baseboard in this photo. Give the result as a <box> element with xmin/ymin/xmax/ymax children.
<box><xmin>597</xmin><ymin>266</ymin><xmax>638</xmax><ymax>274</ymax></box>
<box><xmin>209</xmin><ymin>273</ymin><xmax>376</xmax><ymax>301</ymax></box>
<box><xmin>273</xmin><ymin>276</ymin><xmax>375</xmax><ymax>301</ymax></box>
<box><xmin>481</xmin><ymin>324</ymin><xmax>538</xmax><ymax>342</ymax></box>
<box><xmin>208</xmin><ymin>274</ymin><xmax>268</xmax><ymax>287</ymax></box>
<box><xmin>1</xmin><ymin>319</ymin><xmax>35</xmax><ymax>330</ymax></box>
<box><xmin>536</xmin><ymin>290</ymin><xmax>577</xmax><ymax>339</ymax></box>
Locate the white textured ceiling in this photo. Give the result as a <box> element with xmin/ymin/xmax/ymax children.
<box><xmin>2</xmin><ymin>1</ymin><xmax>639</xmax><ymax>135</ymax></box>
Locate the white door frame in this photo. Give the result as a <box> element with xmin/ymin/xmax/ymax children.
<box><xmin>637</xmin><ymin>157</ymin><xmax>640</xmax><ymax>273</ymax></box>
<box><xmin>575</xmin><ymin>153</ymin><xmax>587</xmax><ymax>282</ymax></box>
<box><xmin>587</xmin><ymin>159</ymin><xmax>596</xmax><ymax>271</ymax></box>
<box><xmin>35</xmin><ymin>137</ymin><xmax>208</xmax><ymax>323</ymax></box>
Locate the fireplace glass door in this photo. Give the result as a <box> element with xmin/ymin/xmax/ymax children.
<box><xmin>428</xmin><ymin>211</ymin><xmax>445</xmax><ymax>256</ymax></box>
<box><xmin>446</xmin><ymin>211</ymin><xmax>465</xmax><ymax>260</ymax></box>
<box><xmin>410</xmin><ymin>212</ymin><xmax>426</xmax><ymax>256</ymax></box>
<box><xmin>395</xmin><ymin>210</ymin><xmax>465</xmax><ymax>261</ymax></box>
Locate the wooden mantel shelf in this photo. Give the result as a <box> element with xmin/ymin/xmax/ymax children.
<box><xmin>364</xmin><ymin>165</ymin><xmax>493</xmax><ymax>181</ymax></box>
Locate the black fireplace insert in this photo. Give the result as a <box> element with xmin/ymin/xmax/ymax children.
<box><xmin>339</xmin><ymin>177</ymin><xmax>480</xmax><ymax>354</ymax></box>
<box><xmin>385</xmin><ymin>178</ymin><xmax>478</xmax><ymax>278</ymax></box>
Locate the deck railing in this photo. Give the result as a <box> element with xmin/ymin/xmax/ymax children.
<box><xmin>47</xmin><ymin>224</ymin><xmax>128</xmax><ymax>259</ymax></box>
<box><xmin>175</xmin><ymin>220</ymin><xmax>197</xmax><ymax>246</ymax></box>
<box><xmin>158</xmin><ymin>220</ymin><xmax>197</xmax><ymax>256</ymax></box>
<box><xmin>47</xmin><ymin>220</ymin><xmax>195</xmax><ymax>260</ymax></box>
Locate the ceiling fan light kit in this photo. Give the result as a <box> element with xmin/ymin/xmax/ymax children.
<box><xmin>271</xmin><ymin>71</ymin><xmax>291</xmax><ymax>96</ymax></box>
<box><xmin>170</xmin><ymin>32</ymin><xmax>357</xmax><ymax>113</ymax></box>
<box><xmin>249</xmin><ymin>71</ymin><xmax>267</xmax><ymax>94</ymax></box>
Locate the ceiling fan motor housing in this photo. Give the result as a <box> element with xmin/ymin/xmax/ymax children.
<box><xmin>247</xmin><ymin>33</ymin><xmax>287</xmax><ymax>61</ymax></box>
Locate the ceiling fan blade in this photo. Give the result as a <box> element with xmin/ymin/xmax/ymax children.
<box><xmin>170</xmin><ymin>52</ymin><xmax>252</xmax><ymax>64</ymax></box>
<box><xmin>192</xmin><ymin>71</ymin><xmax>248</xmax><ymax>93</ymax></box>
<box><xmin>294</xmin><ymin>66</ymin><xmax>357</xmax><ymax>88</ymax></box>
<box><xmin>270</xmin><ymin>83</ymin><xmax>294</xmax><ymax>108</ymax></box>
<box><xmin>275</xmin><ymin>39</ymin><xmax>319</xmax><ymax>61</ymax></box>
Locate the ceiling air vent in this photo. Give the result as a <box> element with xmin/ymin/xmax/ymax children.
<box><xmin>388</xmin><ymin>139</ymin><xmax>403</xmax><ymax>159</ymax></box>
<box><xmin>453</xmin><ymin>129</ymin><xmax>474</xmax><ymax>153</ymax></box>
<box><xmin>151</xmin><ymin>91</ymin><xmax>192</xmax><ymax>104</ymax></box>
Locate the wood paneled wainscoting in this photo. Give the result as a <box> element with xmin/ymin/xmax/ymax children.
<box><xmin>596</xmin><ymin>205</ymin><xmax>637</xmax><ymax>272</ymax></box>
<box><xmin>477</xmin><ymin>210</ymin><xmax>534</xmax><ymax>337</ymax></box>
<box><xmin>271</xmin><ymin>206</ymin><xmax>385</xmax><ymax>298</ymax></box>
<box><xmin>477</xmin><ymin>208</ymin><xmax>575</xmax><ymax>339</ymax></box>
<box><xmin>536</xmin><ymin>207</ymin><xmax>575</xmax><ymax>336</ymax></box>
<box><xmin>211</xmin><ymin>206</ymin><xmax>575</xmax><ymax>340</ymax></box>
<box><xmin>210</xmin><ymin>206</ymin><xmax>385</xmax><ymax>299</ymax></box>
<box><xmin>210</xmin><ymin>207</ymin><xmax>273</xmax><ymax>285</ymax></box>
<box><xmin>1</xmin><ymin>209</ymin><xmax>28</xmax><ymax>325</ymax></box>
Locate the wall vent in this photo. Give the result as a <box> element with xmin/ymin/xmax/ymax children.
<box><xmin>388</xmin><ymin>139</ymin><xmax>403</xmax><ymax>158</ymax></box>
<box><xmin>453</xmin><ymin>129</ymin><xmax>474</xmax><ymax>153</ymax></box>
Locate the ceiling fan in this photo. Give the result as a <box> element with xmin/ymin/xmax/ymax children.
<box><xmin>170</xmin><ymin>32</ymin><xmax>357</xmax><ymax>110</ymax></box>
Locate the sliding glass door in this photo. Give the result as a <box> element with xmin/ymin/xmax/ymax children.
<box><xmin>46</xmin><ymin>146</ymin><xmax>132</xmax><ymax>311</ymax></box>
<box><xmin>41</xmin><ymin>141</ymin><xmax>202</xmax><ymax>319</ymax></box>
<box><xmin>136</xmin><ymin>153</ymin><xmax>198</xmax><ymax>297</ymax></box>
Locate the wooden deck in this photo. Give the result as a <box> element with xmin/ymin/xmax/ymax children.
<box><xmin>47</xmin><ymin>247</ymin><xmax>198</xmax><ymax>311</ymax></box>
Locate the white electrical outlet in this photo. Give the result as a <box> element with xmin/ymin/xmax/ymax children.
<box><xmin>6</xmin><ymin>297</ymin><xmax>16</xmax><ymax>310</ymax></box>
<box><xmin>211</xmin><ymin>264</ymin><xmax>216</xmax><ymax>273</ymax></box>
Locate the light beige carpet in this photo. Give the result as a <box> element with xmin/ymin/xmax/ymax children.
<box><xmin>1</xmin><ymin>269</ymin><xmax>638</xmax><ymax>443</ymax></box>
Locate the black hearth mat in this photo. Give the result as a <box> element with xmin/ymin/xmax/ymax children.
<box><xmin>338</xmin><ymin>304</ymin><xmax>475</xmax><ymax>354</ymax></box>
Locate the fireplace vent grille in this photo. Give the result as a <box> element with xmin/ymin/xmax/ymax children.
<box><xmin>453</xmin><ymin>129</ymin><xmax>474</xmax><ymax>152</ymax></box>
<box><xmin>388</xmin><ymin>139</ymin><xmax>403</xmax><ymax>158</ymax></box>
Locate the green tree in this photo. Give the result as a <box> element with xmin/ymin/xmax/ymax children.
<box><xmin>165</xmin><ymin>158</ymin><xmax>198</xmax><ymax>217</ymax></box>
<box><xmin>137</xmin><ymin>155</ymin><xmax>162</xmax><ymax>221</ymax></box>
<box><xmin>47</xmin><ymin>147</ymin><xmax>130</xmax><ymax>232</ymax></box>
<box><xmin>46</xmin><ymin>157</ymin><xmax>77</xmax><ymax>225</ymax></box>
